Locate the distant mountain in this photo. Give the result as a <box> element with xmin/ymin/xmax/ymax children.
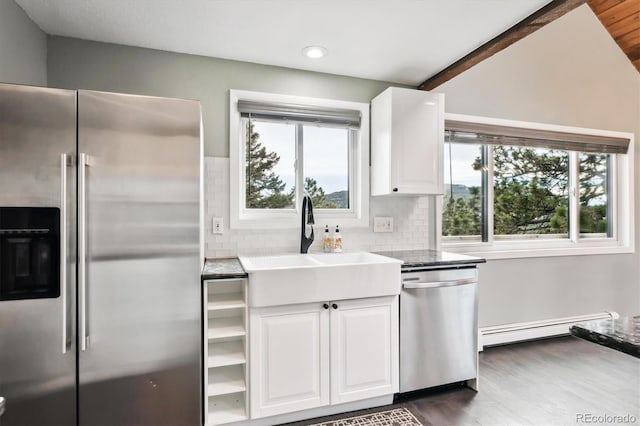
<box><xmin>326</xmin><ymin>190</ymin><xmax>348</xmax><ymax>208</ymax></box>
<box><xmin>444</xmin><ymin>184</ymin><xmax>473</xmax><ymax>200</ymax></box>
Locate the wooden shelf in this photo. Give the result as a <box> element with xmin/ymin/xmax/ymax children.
<box><xmin>208</xmin><ymin>317</ymin><xmax>245</xmax><ymax>340</ymax></box>
<box><xmin>207</xmin><ymin>393</ymin><xmax>247</xmax><ymax>426</ymax></box>
<box><xmin>208</xmin><ymin>365</ymin><xmax>246</xmax><ymax>397</ymax></box>
<box><xmin>208</xmin><ymin>293</ymin><xmax>245</xmax><ymax>311</ymax></box>
<box><xmin>208</xmin><ymin>340</ymin><xmax>246</xmax><ymax>368</ymax></box>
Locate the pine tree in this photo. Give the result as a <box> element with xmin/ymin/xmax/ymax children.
<box><xmin>442</xmin><ymin>187</ymin><xmax>481</xmax><ymax>236</ymax></box>
<box><xmin>443</xmin><ymin>146</ymin><xmax>609</xmax><ymax>237</ymax></box>
<box><xmin>491</xmin><ymin>146</ymin><xmax>569</xmax><ymax>235</ymax></box>
<box><xmin>245</xmin><ymin>121</ymin><xmax>294</xmax><ymax>208</ymax></box>
<box><xmin>579</xmin><ymin>153</ymin><xmax>609</xmax><ymax>233</ymax></box>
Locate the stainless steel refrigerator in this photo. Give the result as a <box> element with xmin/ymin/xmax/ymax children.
<box><xmin>0</xmin><ymin>83</ymin><xmax>202</xmax><ymax>425</ymax></box>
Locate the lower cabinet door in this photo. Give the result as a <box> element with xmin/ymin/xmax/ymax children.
<box><xmin>249</xmin><ymin>303</ymin><xmax>330</xmax><ymax>419</ymax></box>
<box><xmin>330</xmin><ymin>296</ymin><xmax>398</xmax><ymax>404</ymax></box>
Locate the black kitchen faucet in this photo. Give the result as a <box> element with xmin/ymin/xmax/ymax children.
<box><xmin>300</xmin><ymin>194</ymin><xmax>314</xmax><ymax>253</ymax></box>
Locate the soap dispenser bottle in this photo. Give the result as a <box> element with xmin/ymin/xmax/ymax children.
<box><xmin>333</xmin><ymin>226</ymin><xmax>343</xmax><ymax>253</ymax></box>
<box><xmin>322</xmin><ymin>225</ymin><xmax>333</xmax><ymax>253</ymax></box>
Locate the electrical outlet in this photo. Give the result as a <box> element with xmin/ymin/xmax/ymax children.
<box><xmin>373</xmin><ymin>216</ymin><xmax>393</xmax><ymax>233</ymax></box>
<box><xmin>213</xmin><ymin>217</ymin><xmax>224</xmax><ymax>234</ymax></box>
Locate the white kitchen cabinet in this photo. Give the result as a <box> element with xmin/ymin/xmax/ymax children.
<box><xmin>204</xmin><ymin>278</ymin><xmax>249</xmax><ymax>426</ymax></box>
<box><xmin>249</xmin><ymin>296</ymin><xmax>398</xmax><ymax>419</ymax></box>
<box><xmin>249</xmin><ymin>303</ymin><xmax>330</xmax><ymax>418</ymax></box>
<box><xmin>371</xmin><ymin>87</ymin><xmax>444</xmax><ymax>196</ymax></box>
<box><xmin>330</xmin><ymin>297</ymin><xmax>398</xmax><ymax>404</ymax></box>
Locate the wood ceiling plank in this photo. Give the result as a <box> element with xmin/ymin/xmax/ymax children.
<box><xmin>615</xmin><ymin>27</ymin><xmax>640</xmax><ymax>50</ymax></box>
<box><xmin>589</xmin><ymin>0</ymin><xmax>639</xmax><ymax>73</ymax></box>
<box><xmin>608</xmin><ymin>11</ymin><xmax>639</xmax><ymax>38</ymax></box>
<box><xmin>597</xmin><ymin>0</ymin><xmax>640</xmax><ymax>27</ymax></box>
<box><xmin>616</xmin><ymin>43</ymin><xmax>639</xmax><ymax>61</ymax></box>
<box><xmin>418</xmin><ymin>0</ymin><xmax>587</xmax><ymax>91</ymax></box>
<box><xmin>616</xmin><ymin>36</ymin><xmax>638</xmax><ymax>52</ymax></box>
<box><xmin>588</xmin><ymin>0</ymin><xmax>626</xmax><ymax>15</ymax></box>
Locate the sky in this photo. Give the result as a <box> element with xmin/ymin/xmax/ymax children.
<box><xmin>444</xmin><ymin>142</ymin><xmax>482</xmax><ymax>188</ymax></box>
<box><xmin>251</xmin><ymin>121</ymin><xmax>349</xmax><ymax>194</ymax></box>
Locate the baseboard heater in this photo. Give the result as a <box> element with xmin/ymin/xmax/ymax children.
<box><xmin>478</xmin><ymin>311</ymin><xmax>619</xmax><ymax>351</ymax></box>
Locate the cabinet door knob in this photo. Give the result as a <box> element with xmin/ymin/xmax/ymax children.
<box><xmin>332</xmin><ymin>303</ymin><xmax>338</xmax><ymax>309</ymax></box>
<box><xmin>323</xmin><ymin>303</ymin><xmax>329</xmax><ymax>309</ymax></box>
<box><xmin>392</xmin><ymin>187</ymin><xmax>398</xmax><ymax>192</ymax></box>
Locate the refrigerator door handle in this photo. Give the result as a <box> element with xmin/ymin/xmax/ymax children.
<box><xmin>60</xmin><ymin>154</ymin><xmax>71</xmax><ymax>354</ymax></box>
<box><xmin>79</xmin><ymin>153</ymin><xmax>88</xmax><ymax>351</ymax></box>
<box><xmin>0</xmin><ymin>395</ymin><xmax>5</xmax><ymax>417</ymax></box>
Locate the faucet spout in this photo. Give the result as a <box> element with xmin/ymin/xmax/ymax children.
<box><xmin>300</xmin><ymin>195</ymin><xmax>314</xmax><ymax>253</ymax></box>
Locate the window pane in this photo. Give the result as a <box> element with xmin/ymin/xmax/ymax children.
<box><xmin>303</xmin><ymin>126</ymin><xmax>349</xmax><ymax>209</ymax></box>
<box><xmin>579</xmin><ymin>153</ymin><xmax>611</xmax><ymax>238</ymax></box>
<box><xmin>493</xmin><ymin>146</ymin><xmax>569</xmax><ymax>239</ymax></box>
<box><xmin>245</xmin><ymin>119</ymin><xmax>295</xmax><ymax>209</ymax></box>
<box><xmin>442</xmin><ymin>143</ymin><xmax>483</xmax><ymax>241</ymax></box>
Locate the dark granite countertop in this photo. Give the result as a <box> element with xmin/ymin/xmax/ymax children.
<box><xmin>570</xmin><ymin>316</ymin><xmax>640</xmax><ymax>358</ymax></box>
<box><xmin>373</xmin><ymin>249</ymin><xmax>486</xmax><ymax>269</ymax></box>
<box><xmin>202</xmin><ymin>257</ymin><xmax>247</xmax><ymax>280</ymax></box>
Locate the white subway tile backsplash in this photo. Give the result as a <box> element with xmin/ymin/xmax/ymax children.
<box><xmin>204</xmin><ymin>157</ymin><xmax>433</xmax><ymax>258</ymax></box>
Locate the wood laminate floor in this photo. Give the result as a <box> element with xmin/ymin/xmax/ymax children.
<box><xmin>288</xmin><ymin>336</ymin><xmax>640</xmax><ymax>426</ymax></box>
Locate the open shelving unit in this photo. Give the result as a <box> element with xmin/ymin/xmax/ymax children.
<box><xmin>204</xmin><ymin>278</ymin><xmax>248</xmax><ymax>425</ymax></box>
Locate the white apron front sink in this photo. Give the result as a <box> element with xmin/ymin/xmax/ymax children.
<box><xmin>238</xmin><ymin>252</ymin><xmax>402</xmax><ymax>307</ymax></box>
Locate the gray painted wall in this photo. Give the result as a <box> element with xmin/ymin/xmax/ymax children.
<box><xmin>45</xmin><ymin>5</ymin><xmax>638</xmax><ymax>326</ymax></box>
<box><xmin>437</xmin><ymin>5</ymin><xmax>640</xmax><ymax>325</ymax></box>
<box><xmin>0</xmin><ymin>0</ymin><xmax>47</xmax><ymax>86</ymax></box>
<box><xmin>47</xmin><ymin>37</ymin><xmax>398</xmax><ymax>157</ymax></box>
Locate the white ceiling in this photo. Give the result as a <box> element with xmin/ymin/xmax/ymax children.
<box><xmin>16</xmin><ymin>0</ymin><xmax>551</xmax><ymax>86</ymax></box>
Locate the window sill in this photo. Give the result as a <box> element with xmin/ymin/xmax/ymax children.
<box><xmin>442</xmin><ymin>241</ymin><xmax>635</xmax><ymax>260</ymax></box>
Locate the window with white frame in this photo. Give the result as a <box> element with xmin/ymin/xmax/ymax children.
<box><xmin>441</xmin><ymin>114</ymin><xmax>634</xmax><ymax>258</ymax></box>
<box><xmin>229</xmin><ymin>90</ymin><xmax>370</xmax><ymax>229</ymax></box>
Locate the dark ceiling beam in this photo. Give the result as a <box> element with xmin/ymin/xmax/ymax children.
<box><xmin>418</xmin><ymin>0</ymin><xmax>587</xmax><ymax>91</ymax></box>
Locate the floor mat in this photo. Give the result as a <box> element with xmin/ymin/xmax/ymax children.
<box><xmin>307</xmin><ymin>407</ymin><xmax>423</xmax><ymax>426</ymax></box>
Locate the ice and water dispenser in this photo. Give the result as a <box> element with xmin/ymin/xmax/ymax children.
<box><xmin>0</xmin><ymin>207</ymin><xmax>60</xmax><ymax>300</ymax></box>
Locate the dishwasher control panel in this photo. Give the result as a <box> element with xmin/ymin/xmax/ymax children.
<box><xmin>401</xmin><ymin>266</ymin><xmax>477</xmax><ymax>289</ymax></box>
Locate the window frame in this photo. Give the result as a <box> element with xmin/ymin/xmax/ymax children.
<box><xmin>438</xmin><ymin>113</ymin><xmax>635</xmax><ymax>259</ymax></box>
<box><xmin>229</xmin><ymin>90</ymin><xmax>370</xmax><ymax>229</ymax></box>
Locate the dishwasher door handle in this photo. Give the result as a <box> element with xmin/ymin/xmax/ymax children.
<box><xmin>403</xmin><ymin>277</ymin><xmax>476</xmax><ymax>289</ymax></box>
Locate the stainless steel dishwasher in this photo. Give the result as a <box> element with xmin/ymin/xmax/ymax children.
<box><xmin>399</xmin><ymin>266</ymin><xmax>479</xmax><ymax>392</ymax></box>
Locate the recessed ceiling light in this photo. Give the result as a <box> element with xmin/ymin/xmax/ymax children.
<box><xmin>302</xmin><ymin>46</ymin><xmax>327</xmax><ymax>59</ymax></box>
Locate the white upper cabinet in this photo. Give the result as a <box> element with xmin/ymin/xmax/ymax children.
<box><xmin>371</xmin><ymin>87</ymin><xmax>444</xmax><ymax>196</ymax></box>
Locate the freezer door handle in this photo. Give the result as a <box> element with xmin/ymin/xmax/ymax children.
<box><xmin>60</xmin><ymin>154</ymin><xmax>71</xmax><ymax>354</ymax></box>
<box><xmin>402</xmin><ymin>277</ymin><xmax>477</xmax><ymax>289</ymax></box>
<box><xmin>79</xmin><ymin>153</ymin><xmax>88</xmax><ymax>351</ymax></box>
<box><xmin>0</xmin><ymin>396</ymin><xmax>5</xmax><ymax>417</ymax></box>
